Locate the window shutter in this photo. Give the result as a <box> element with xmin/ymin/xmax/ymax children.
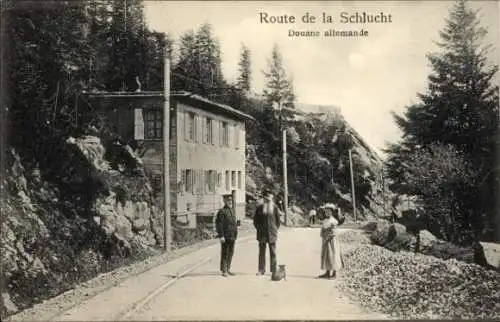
<box><xmin>234</xmin><ymin>124</ymin><xmax>239</xmax><ymax>149</ymax></box>
<box><xmin>219</xmin><ymin>121</ymin><xmax>224</xmax><ymax>146</ymax></box>
<box><xmin>134</xmin><ymin>108</ymin><xmax>145</xmax><ymax>140</ymax></box>
<box><xmin>194</xmin><ymin>115</ymin><xmax>199</xmax><ymax>143</ymax></box>
<box><xmin>239</xmin><ymin>124</ymin><xmax>244</xmax><ymax>149</ymax></box>
<box><xmin>197</xmin><ymin>170</ymin><xmax>203</xmax><ymax>194</ymax></box>
<box><xmin>201</xmin><ymin>116</ymin><xmax>206</xmax><ymax>144</ymax></box>
<box><xmin>235</xmin><ymin>123</ymin><xmax>239</xmax><ymax>148</ymax></box>
<box><xmin>177</xmin><ymin>111</ymin><xmax>183</xmax><ymax>141</ymax></box>
<box><xmin>230</xmin><ymin>124</ymin><xmax>235</xmax><ymax>147</ymax></box>
<box><xmin>241</xmin><ymin>124</ymin><xmax>245</xmax><ymax>148</ymax></box>
<box><xmin>181</xmin><ymin>170</ymin><xmax>186</xmax><ymax>193</ymax></box>
<box><xmin>184</xmin><ymin>111</ymin><xmax>189</xmax><ymax>141</ymax></box>
<box><xmin>191</xmin><ymin>170</ymin><xmax>196</xmax><ymax>194</ymax></box>
<box><xmin>203</xmin><ymin>170</ymin><xmax>207</xmax><ymax>193</ymax></box>
<box><xmin>211</xmin><ymin>120</ymin><xmax>216</xmax><ymax>145</ymax></box>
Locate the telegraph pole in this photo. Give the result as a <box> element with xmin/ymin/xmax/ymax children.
<box><xmin>282</xmin><ymin>129</ymin><xmax>288</xmax><ymax>226</ymax></box>
<box><xmin>163</xmin><ymin>51</ymin><xmax>172</xmax><ymax>252</ymax></box>
<box><xmin>348</xmin><ymin>149</ymin><xmax>357</xmax><ymax>223</ymax></box>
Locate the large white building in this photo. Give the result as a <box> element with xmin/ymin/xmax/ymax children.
<box><xmin>84</xmin><ymin>91</ymin><xmax>254</xmax><ymax>226</ymax></box>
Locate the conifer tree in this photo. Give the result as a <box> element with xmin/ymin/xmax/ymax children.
<box><xmin>262</xmin><ymin>43</ymin><xmax>296</xmax><ymax>127</ymax></box>
<box><xmin>386</xmin><ymin>0</ymin><xmax>499</xmax><ymax>242</ymax></box>
<box><xmin>236</xmin><ymin>44</ymin><xmax>251</xmax><ymax>93</ymax></box>
<box><xmin>174</xmin><ymin>23</ymin><xmax>225</xmax><ymax>96</ymax></box>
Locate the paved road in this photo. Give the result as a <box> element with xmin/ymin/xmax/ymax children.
<box><xmin>56</xmin><ymin>228</ymin><xmax>386</xmax><ymax>321</ymax></box>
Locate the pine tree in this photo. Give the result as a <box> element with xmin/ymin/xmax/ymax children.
<box><xmin>236</xmin><ymin>44</ymin><xmax>251</xmax><ymax>93</ymax></box>
<box><xmin>104</xmin><ymin>0</ymin><xmax>151</xmax><ymax>91</ymax></box>
<box><xmin>262</xmin><ymin>43</ymin><xmax>296</xmax><ymax>128</ymax></box>
<box><xmin>386</xmin><ymin>0</ymin><xmax>499</xmax><ymax>242</ymax></box>
<box><xmin>174</xmin><ymin>23</ymin><xmax>225</xmax><ymax>97</ymax></box>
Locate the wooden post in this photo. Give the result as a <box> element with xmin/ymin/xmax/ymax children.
<box><xmin>163</xmin><ymin>52</ymin><xmax>172</xmax><ymax>252</ymax></box>
<box><xmin>283</xmin><ymin>129</ymin><xmax>288</xmax><ymax>226</ymax></box>
<box><xmin>349</xmin><ymin>149</ymin><xmax>357</xmax><ymax>223</ymax></box>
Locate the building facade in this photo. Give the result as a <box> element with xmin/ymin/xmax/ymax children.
<box><xmin>83</xmin><ymin>91</ymin><xmax>253</xmax><ymax>225</ymax></box>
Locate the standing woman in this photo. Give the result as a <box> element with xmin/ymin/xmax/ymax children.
<box><xmin>318</xmin><ymin>205</ymin><xmax>344</xmax><ymax>279</ymax></box>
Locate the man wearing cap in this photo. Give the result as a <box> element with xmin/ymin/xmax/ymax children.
<box><xmin>215</xmin><ymin>194</ymin><xmax>238</xmax><ymax>277</ymax></box>
<box><xmin>253</xmin><ymin>190</ymin><xmax>281</xmax><ymax>276</ymax></box>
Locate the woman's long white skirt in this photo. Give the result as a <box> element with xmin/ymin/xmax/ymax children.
<box><xmin>320</xmin><ymin>235</ymin><xmax>343</xmax><ymax>271</ymax></box>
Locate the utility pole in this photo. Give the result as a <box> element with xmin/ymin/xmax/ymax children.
<box><xmin>381</xmin><ymin>163</ymin><xmax>388</xmax><ymax>220</ymax></box>
<box><xmin>163</xmin><ymin>50</ymin><xmax>172</xmax><ymax>252</ymax></box>
<box><xmin>348</xmin><ymin>149</ymin><xmax>357</xmax><ymax>223</ymax></box>
<box><xmin>282</xmin><ymin>129</ymin><xmax>288</xmax><ymax>226</ymax></box>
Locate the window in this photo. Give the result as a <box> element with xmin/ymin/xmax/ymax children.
<box><xmin>205</xmin><ymin>117</ymin><xmax>213</xmax><ymax>144</ymax></box>
<box><xmin>231</xmin><ymin>171</ymin><xmax>236</xmax><ymax>188</ymax></box>
<box><xmin>185</xmin><ymin>112</ymin><xmax>196</xmax><ymax>141</ymax></box>
<box><xmin>220</xmin><ymin>121</ymin><xmax>229</xmax><ymax>147</ymax></box>
<box><xmin>197</xmin><ymin>170</ymin><xmax>204</xmax><ymax>194</ymax></box>
<box><xmin>204</xmin><ymin>170</ymin><xmax>216</xmax><ymax>193</ymax></box>
<box><xmin>225</xmin><ymin>171</ymin><xmax>230</xmax><ymax>190</ymax></box>
<box><xmin>237</xmin><ymin>171</ymin><xmax>242</xmax><ymax>189</ymax></box>
<box><xmin>145</xmin><ymin>109</ymin><xmax>162</xmax><ymax>139</ymax></box>
<box><xmin>152</xmin><ymin>174</ymin><xmax>162</xmax><ymax>193</ymax></box>
<box><xmin>224</xmin><ymin>122</ymin><xmax>229</xmax><ymax>146</ymax></box>
<box><xmin>235</xmin><ymin>123</ymin><xmax>240</xmax><ymax>149</ymax></box>
<box><xmin>217</xmin><ymin>173</ymin><xmax>222</xmax><ymax>187</ymax></box>
<box><xmin>184</xmin><ymin>169</ymin><xmax>194</xmax><ymax>194</ymax></box>
<box><xmin>204</xmin><ymin>171</ymin><xmax>209</xmax><ymax>193</ymax></box>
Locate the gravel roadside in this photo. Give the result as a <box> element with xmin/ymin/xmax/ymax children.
<box><xmin>337</xmin><ymin>235</ymin><xmax>500</xmax><ymax>319</ymax></box>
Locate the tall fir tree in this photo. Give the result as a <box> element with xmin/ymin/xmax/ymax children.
<box><xmin>258</xmin><ymin>43</ymin><xmax>297</xmax><ymax>180</ymax></box>
<box><xmin>104</xmin><ymin>0</ymin><xmax>150</xmax><ymax>91</ymax></box>
<box><xmin>173</xmin><ymin>23</ymin><xmax>225</xmax><ymax>97</ymax></box>
<box><xmin>262</xmin><ymin>43</ymin><xmax>296</xmax><ymax>127</ymax></box>
<box><xmin>236</xmin><ymin>44</ymin><xmax>251</xmax><ymax>93</ymax></box>
<box><xmin>386</xmin><ymin>0</ymin><xmax>499</xmax><ymax>242</ymax></box>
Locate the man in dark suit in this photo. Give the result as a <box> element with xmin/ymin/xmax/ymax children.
<box><xmin>253</xmin><ymin>190</ymin><xmax>281</xmax><ymax>276</ymax></box>
<box><xmin>215</xmin><ymin>194</ymin><xmax>238</xmax><ymax>277</ymax></box>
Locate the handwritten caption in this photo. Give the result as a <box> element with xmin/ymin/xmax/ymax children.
<box><xmin>258</xmin><ymin>12</ymin><xmax>393</xmax><ymax>38</ymax></box>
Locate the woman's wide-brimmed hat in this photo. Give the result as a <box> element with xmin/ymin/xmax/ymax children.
<box><xmin>318</xmin><ymin>203</ymin><xmax>345</xmax><ymax>225</ymax></box>
<box><xmin>320</xmin><ymin>203</ymin><xmax>337</xmax><ymax>210</ymax></box>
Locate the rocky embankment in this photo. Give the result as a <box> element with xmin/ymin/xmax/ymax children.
<box><xmin>1</xmin><ymin>136</ymin><xmax>164</xmax><ymax>318</ymax></box>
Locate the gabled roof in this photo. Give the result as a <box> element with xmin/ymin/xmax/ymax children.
<box><xmin>82</xmin><ymin>90</ymin><xmax>255</xmax><ymax>122</ymax></box>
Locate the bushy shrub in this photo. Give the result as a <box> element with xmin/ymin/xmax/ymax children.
<box><xmin>172</xmin><ymin>224</ymin><xmax>214</xmax><ymax>248</ymax></box>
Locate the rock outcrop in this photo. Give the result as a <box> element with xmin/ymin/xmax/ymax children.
<box><xmin>245</xmin><ymin>104</ymin><xmax>398</xmax><ymax>224</ymax></box>
<box><xmin>366</xmin><ymin>220</ymin><xmax>494</xmax><ymax>269</ymax></box>
<box><xmin>1</xmin><ymin>135</ymin><xmax>163</xmax><ymax>318</ymax></box>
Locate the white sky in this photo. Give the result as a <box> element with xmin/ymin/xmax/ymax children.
<box><xmin>144</xmin><ymin>0</ymin><xmax>499</xmax><ymax>156</ymax></box>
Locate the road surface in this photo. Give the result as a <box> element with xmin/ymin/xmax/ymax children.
<box><xmin>52</xmin><ymin>227</ymin><xmax>386</xmax><ymax>321</ymax></box>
